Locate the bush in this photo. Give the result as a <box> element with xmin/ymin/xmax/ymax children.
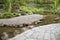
<box><xmin>0</xmin><ymin>12</ymin><xmax>19</xmax><ymax>19</ymax></box>
<box><xmin>20</xmin><ymin>6</ymin><xmax>45</xmax><ymax>14</ymax></box>
<box><xmin>32</xmin><ymin>8</ymin><xmax>45</xmax><ymax>14</ymax></box>
<box><xmin>20</xmin><ymin>6</ymin><xmax>32</xmax><ymax>13</ymax></box>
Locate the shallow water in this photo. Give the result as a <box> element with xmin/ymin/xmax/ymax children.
<box><xmin>0</xmin><ymin>14</ymin><xmax>60</xmax><ymax>40</ymax></box>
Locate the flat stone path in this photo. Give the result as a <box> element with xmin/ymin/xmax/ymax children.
<box><xmin>9</xmin><ymin>23</ymin><xmax>60</xmax><ymax>40</ymax></box>
<box><xmin>0</xmin><ymin>14</ymin><xmax>44</xmax><ymax>27</ymax></box>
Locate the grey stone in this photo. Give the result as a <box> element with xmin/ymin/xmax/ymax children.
<box><xmin>9</xmin><ymin>23</ymin><xmax>60</xmax><ymax>40</ymax></box>
<box><xmin>54</xmin><ymin>17</ymin><xmax>59</xmax><ymax>21</ymax></box>
<box><xmin>0</xmin><ymin>14</ymin><xmax>44</xmax><ymax>27</ymax></box>
<box><xmin>1</xmin><ymin>32</ymin><xmax>8</xmax><ymax>40</ymax></box>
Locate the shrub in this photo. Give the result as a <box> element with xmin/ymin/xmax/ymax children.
<box><xmin>0</xmin><ymin>12</ymin><xmax>19</xmax><ymax>19</ymax></box>
<box><xmin>32</xmin><ymin>8</ymin><xmax>45</xmax><ymax>14</ymax></box>
<box><xmin>20</xmin><ymin>6</ymin><xmax>45</xmax><ymax>14</ymax></box>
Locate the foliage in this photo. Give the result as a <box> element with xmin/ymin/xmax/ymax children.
<box><xmin>0</xmin><ymin>11</ymin><xmax>19</xmax><ymax>18</ymax></box>
<box><xmin>0</xmin><ymin>0</ymin><xmax>60</xmax><ymax>18</ymax></box>
<box><xmin>20</xmin><ymin>6</ymin><xmax>45</xmax><ymax>14</ymax></box>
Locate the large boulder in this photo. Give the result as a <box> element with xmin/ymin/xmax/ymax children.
<box><xmin>0</xmin><ymin>14</ymin><xmax>45</xmax><ymax>27</ymax></box>
<box><xmin>9</xmin><ymin>23</ymin><xmax>60</xmax><ymax>40</ymax></box>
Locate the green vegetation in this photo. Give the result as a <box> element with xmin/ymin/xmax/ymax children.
<box><xmin>0</xmin><ymin>0</ymin><xmax>60</xmax><ymax>39</ymax></box>
<box><xmin>0</xmin><ymin>0</ymin><xmax>60</xmax><ymax>18</ymax></box>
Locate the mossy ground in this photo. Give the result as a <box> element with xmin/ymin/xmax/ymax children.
<box><xmin>0</xmin><ymin>13</ymin><xmax>60</xmax><ymax>40</ymax></box>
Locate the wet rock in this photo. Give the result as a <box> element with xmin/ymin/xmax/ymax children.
<box><xmin>27</xmin><ymin>25</ymin><xmax>35</xmax><ymax>29</ymax></box>
<box><xmin>34</xmin><ymin>21</ymin><xmax>42</xmax><ymax>25</ymax></box>
<box><xmin>21</xmin><ymin>27</ymin><xmax>29</xmax><ymax>31</ymax></box>
<box><xmin>9</xmin><ymin>23</ymin><xmax>60</xmax><ymax>40</ymax></box>
<box><xmin>54</xmin><ymin>17</ymin><xmax>59</xmax><ymax>21</ymax></box>
<box><xmin>0</xmin><ymin>14</ymin><xmax>45</xmax><ymax>27</ymax></box>
<box><xmin>1</xmin><ymin>32</ymin><xmax>8</xmax><ymax>40</ymax></box>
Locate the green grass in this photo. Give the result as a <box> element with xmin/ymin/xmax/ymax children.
<box><xmin>0</xmin><ymin>12</ymin><xmax>19</xmax><ymax>19</ymax></box>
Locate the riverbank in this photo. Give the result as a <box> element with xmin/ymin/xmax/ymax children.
<box><xmin>0</xmin><ymin>14</ymin><xmax>60</xmax><ymax>40</ymax></box>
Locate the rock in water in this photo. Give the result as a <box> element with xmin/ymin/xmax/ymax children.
<box><xmin>13</xmin><ymin>30</ymin><xmax>20</xmax><ymax>36</ymax></box>
<box><xmin>1</xmin><ymin>32</ymin><xmax>8</xmax><ymax>40</ymax></box>
<box><xmin>0</xmin><ymin>14</ymin><xmax>44</xmax><ymax>27</ymax></box>
<box><xmin>9</xmin><ymin>23</ymin><xmax>60</xmax><ymax>40</ymax></box>
<box><xmin>54</xmin><ymin>17</ymin><xmax>59</xmax><ymax>21</ymax></box>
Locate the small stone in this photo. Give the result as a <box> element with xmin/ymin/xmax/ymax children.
<box><xmin>21</xmin><ymin>27</ymin><xmax>29</xmax><ymax>31</ymax></box>
<box><xmin>34</xmin><ymin>22</ymin><xmax>38</xmax><ymax>25</ymax></box>
<box><xmin>14</xmin><ymin>30</ymin><xmax>20</xmax><ymax>36</ymax></box>
<box><xmin>28</xmin><ymin>25</ymin><xmax>34</xmax><ymax>29</ymax></box>
<box><xmin>19</xmin><ymin>25</ymin><xmax>23</xmax><ymax>28</ymax></box>
<box><xmin>37</xmin><ymin>21</ymin><xmax>42</xmax><ymax>23</ymax></box>
<box><xmin>54</xmin><ymin>17</ymin><xmax>59</xmax><ymax>21</ymax></box>
<box><xmin>1</xmin><ymin>32</ymin><xmax>8</xmax><ymax>40</ymax></box>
